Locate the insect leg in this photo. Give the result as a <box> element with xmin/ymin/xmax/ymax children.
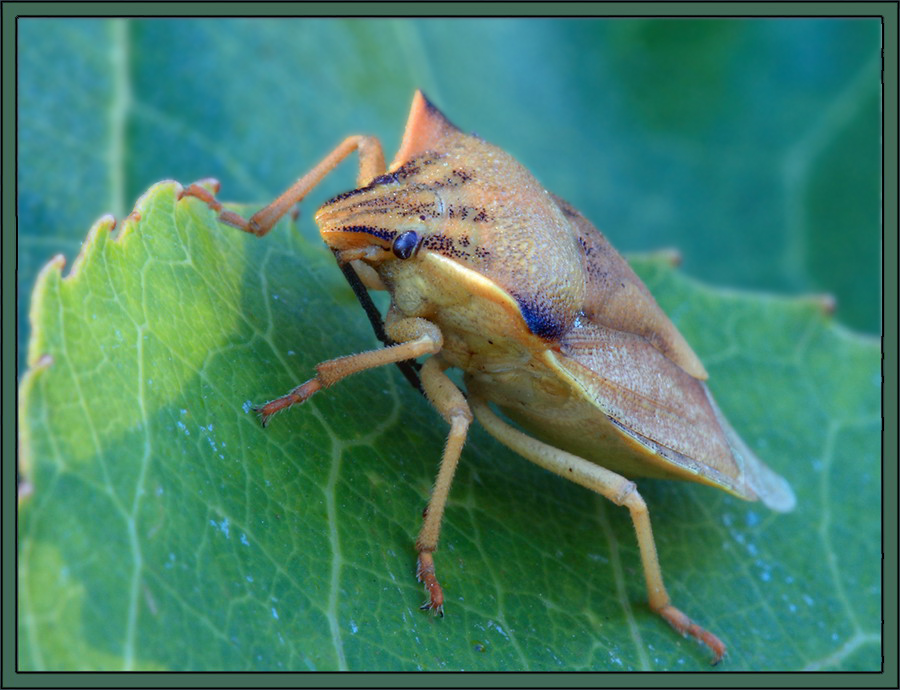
<box><xmin>334</xmin><ymin>257</ymin><xmax>422</xmax><ymax>394</ymax></box>
<box><xmin>254</xmin><ymin>317</ymin><xmax>441</xmax><ymax>426</ymax></box>
<box><xmin>469</xmin><ymin>396</ymin><xmax>726</xmax><ymax>664</ymax></box>
<box><xmin>347</xmin><ymin>260</ymin><xmax>387</xmax><ymax>292</ymax></box>
<box><xmin>180</xmin><ymin>134</ymin><xmax>386</xmax><ymax>237</ymax></box>
<box><xmin>414</xmin><ymin>356</ymin><xmax>473</xmax><ymax>615</ymax></box>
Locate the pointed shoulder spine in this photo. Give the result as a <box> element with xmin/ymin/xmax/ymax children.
<box><xmin>392</xmin><ymin>90</ymin><xmax>461</xmax><ymax>167</ymax></box>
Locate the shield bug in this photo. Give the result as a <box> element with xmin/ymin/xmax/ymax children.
<box><xmin>182</xmin><ymin>91</ymin><xmax>795</xmax><ymax>664</ymax></box>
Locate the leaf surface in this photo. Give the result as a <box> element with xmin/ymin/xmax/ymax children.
<box><xmin>19</xmin><ymin>182</ymin><xmax>880</xmax><ymax>671</ymax></box>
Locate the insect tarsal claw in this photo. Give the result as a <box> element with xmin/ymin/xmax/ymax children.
<box><xmin>418</xmin><ymin>599</ymin><xmax>444</xmax><ymax>617</ymax></box>
<box><xmin>178</xmin><ymin>182</ymin><xmax>222</xmax><ymax>212</ymax></box>
<box><xmin>248</xmin><ymin>405</ymin><xmax>267</xmax><ymax>426</ymax></box>
<box><xmin>657</xmin><ymin>604</ymin><xmax>726</xmax><ymax>664</ymax></box>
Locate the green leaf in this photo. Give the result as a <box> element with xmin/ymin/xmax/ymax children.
<box><xmin>19</xmin><ymin>182</ymin><xmax>880</xmax><ymax>671</ymax></box>
<box><xmin>18</xmin><ymin>18</ymin><xmax>882</xmax><ymax>379</ymax></box>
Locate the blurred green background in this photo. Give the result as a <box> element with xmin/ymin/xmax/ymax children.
<box><xmin>18</xmin><ymin>18</ymin><xmax>881</xmax><ymax>376</ymax></box>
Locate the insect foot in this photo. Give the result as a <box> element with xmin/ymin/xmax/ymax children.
<box><xmin>252</xmin><ymin>378</ymin><xmax>322</xmax><ymax>428</ymax></box>
<box><xmin>179</xmin><ymin>180</ymin><xmax>270</xmax><ymax>235</ymax></box>
<box><xmin>416</xmin><ymin>552</ymin><xmax>445</xmax><ymax>616</ymax></box>
<box><xmin>656</xmin><ymin>604</ymin><xmax>726</xmax><ymax>665</ymax></box>
<box><xmin>179</xmin><ymin>181</ymin><xmax>223</xmax><ymax>212</ymax></box>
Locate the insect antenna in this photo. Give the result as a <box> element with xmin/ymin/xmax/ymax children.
<box><xmin>334</xmin><ymin>255</ymin><xmax>424</xmax><ymax>395</ymax></box>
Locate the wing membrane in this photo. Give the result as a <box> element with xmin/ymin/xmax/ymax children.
<box><xmin>558</xmin><ymin>320</ymin><xmax>747</xmax><ymax>490</ymax></box>
<box><xmin>551</xmin><ymin>194</ymin><xmax>708</xmax><ymax>379</ymax></box>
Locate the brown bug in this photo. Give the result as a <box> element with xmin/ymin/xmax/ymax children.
<box><xmin>182</xmin><ymin>91</ymin><xmax>795</xmax><ymax>663</ymax></box>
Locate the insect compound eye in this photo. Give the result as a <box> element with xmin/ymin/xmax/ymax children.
<box><xmin>392</xmin><ymin>230</ymin><xmax>420</xmax><ymax>260</ymax></box>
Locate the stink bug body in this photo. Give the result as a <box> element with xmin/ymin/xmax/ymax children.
<box><xmin>182</xmin><ymin>91</ymin><xmax>795</xmax><ymax>664</ymax></box>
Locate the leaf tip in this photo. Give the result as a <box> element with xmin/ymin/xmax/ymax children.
<box><xmin>66</xmin><ymin>214</ymin><xmax>116</xmax><ymax>282</ymax></box>
<box><xmin>26</xmin><ymin>254</ymin><xmax>66</xmax><ymax>367</ymax></box>
<box><xmin>17</xmin><ymin>353</ymin><xmax>54</xmax><ymax>505</ymax></box>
